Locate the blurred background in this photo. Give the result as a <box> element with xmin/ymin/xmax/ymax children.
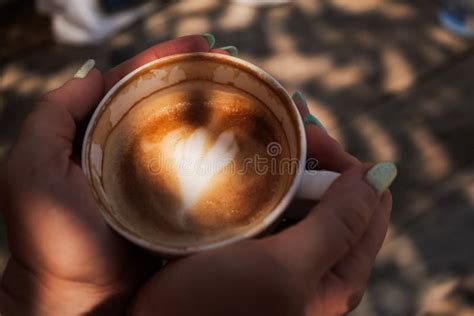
<box><xmin>1</xmin><ymin>0</ymin><xmax>473</xmax><ymax>315</ymax></box>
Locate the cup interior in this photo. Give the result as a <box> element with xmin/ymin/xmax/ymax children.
<box><xmin>82</xmin><ymin>53</ymin><xmax>306</xmax><ymax>255</ymax></box>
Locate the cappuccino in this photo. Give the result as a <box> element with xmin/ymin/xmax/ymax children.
<box><xmin>102</xmin><ymin>80</ymin><xmax>292</xmax><ymax>247</ymax></box>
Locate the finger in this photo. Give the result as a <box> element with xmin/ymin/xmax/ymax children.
<box><xmin>330</xmin><ymin>191</ymin><xmax>392</xmax><ymax>287</ymax></box>
<box><xmin>210</xmin><ymin>48</ymin><xmax>230</xmax><ymax>55</ymax></box>
<box><xmin>17</xmin><ymin>69</ymin><xmax>104</xmax><ymax>162</ymax></box>
<box><xmin>310</xmin><ymin>192</ymin><xmax>392</xmax><ymax>314</ymax></box>
<box><xmin>292</xmin><ymin>92</ymin><xmax>359</xmax><ymax>172</ymax></box>
<box><xmin>42</xmin><ymin>68</ymin><xmax>104</xmax><ymax>123</ymax></box>
<box><xmin>263</xmin><ymin>162</ymin><xmax>397</xmax><ymax>280</ymax></box>
<box><xmin>104</xmin><ymin>35</ymin><xmax>212</xmax><ymax>91</ymax></box>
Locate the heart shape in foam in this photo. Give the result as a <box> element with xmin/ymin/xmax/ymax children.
<box><xmin>161</xmin><ymin>127</ymin><xmax>239</xmax><ymax>226</ymax></box>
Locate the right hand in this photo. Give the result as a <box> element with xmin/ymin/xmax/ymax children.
<box><xmin>0</xmin><ymin>35</ymin><xmax>228</xmax><ymax>316</ymax></box>
<box><xmin>130</xmin><ymin>102</ymin><xmax>395</xmax><ymax>316</ymax></box>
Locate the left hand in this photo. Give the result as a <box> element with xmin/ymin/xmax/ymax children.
<box><xmin>129</xmin><ymin>98</ymin><xmax>393</xmax><ymax>316</ymax></box>
<box><xmin>0</xmin><ymin>35</ymin><xmax>226</xmax><ymax>316</ymax></box>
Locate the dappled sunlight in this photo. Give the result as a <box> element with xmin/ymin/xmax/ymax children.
<box><xmin>144</xmin><ymin>10</ymin><xmax>172</xmax><ymax>34</ymax></box>
<box><xmin>429</xmin><ymin>27</ymin><xmax>468</xmax><ymax>50</ymax></box>
<box><xmin>410</xmin><ymin>125</ymin><xmax>452</xmax><ymax>181</ymax></box>
<box><xmin>352</xmin><ymin>113</ymin><xmax>399</xmax><ymax>162</ymax></box>
<box><xmin>16</xmin><ymin>76</ymin><xmax>43</xmax><ymax>95</ymax></box>
<box><xmin>266</xmin><ymin>28</ymin><xmax>294</xmax><ymax>54</ymax></box>
<box><xmin>176</xmin><ymin>16</ymin><xmax>212</xmax><ymax>35</ymax></box>
<box><xmin>1</xmin><ymin>62</ymin><xmax>47</xmax><ymax>95</ymax></box>
<box><xmin>377</xmin><ymin>234</ymin><xmax>427</xmax><ymax>282</ymax></box>
<box><xmin>1</xmin><ymin>1</ymin><xmax>474</xmax><ymax>314</ymax></box>
<box><xmin>379</xmin><ymin>2</ymin><xmax>417</xmax><ymax>19</ymax></box>
<box><xmin>419</xmin><ymin>277</ymin><xmax>474</xmax><ymax>316</ymax></box>
<box><xmin>329</xmin><ymin>0</ymin><xmax>382</xmax><ymax>14</ymax></box>
<box><xmin>296</xmin><ymin>0</ymin><xmax>322</xmax><ymax>14</ymax></box>
<box><xmin>306</xmin><ymin>97</ymin><xmax>345</xmax><ymax>145</ymax></box>
<box><xmin>381</xmin><ymin>47</ymin><xmax>415</xmax><ymax>93</ymax></box>
<box><xmin>145</xmin><ymin>0</ymin><xmax>221</xmax><ymax>35</ymax></box>
<box><xmin>261</xmin><ymin>53</ymin><xmax>333</xmax><ymax>85</ymax></box>
<box><xmin>2</xmin><ymin>58</ymin><xmax>91</xmax><ymax>98</ymax></box>
<box><xmin>267</xmin><ymin>7</ymin><xmax>293</xmax><ymax>44</ymax></box>
<box><xmin>320</xmin><ymin>62</ymin><xmax>368</xmax><ymax>91</ymax></box>
<box><xmin>420</xmin><ymin>278</ymin><xmax>458</xmax><ymax>313</ymax></box>
<box><xmin>173</xmin><ymin>0</ymin><xmax>220</xmax><ymax>15</ymax></box>
<box><xmin>1</xmin><ymin>64</ymin><xmax>25</xmax><ymax>90</ymax></box>
<box><xmin>217</xmin><ymin>5</ymin><xmax>257</xmax><ymax>30</ymax></box>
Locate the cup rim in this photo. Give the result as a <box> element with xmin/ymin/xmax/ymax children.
<box><xmin>82</xmin><ymin>52</ymin><xmax>307</xmax><ymax>256</ymax></box>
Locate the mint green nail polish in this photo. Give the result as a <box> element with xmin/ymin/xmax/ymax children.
<box><xmin>292</xmin><ymin>91</ymin><xmax>306</xmax><ymax>104</ymax></box>
<box><xmin>202</xmin><ymin>33</ymin><xmax>215</xmax><ymax>49</ymax></box>
<box><xmin>219</xmin><ymin>46</ymin><xmax>238</xmax><ymax>56</ymax></box>
<box><xmin>294</xmin><ymin>91</ymin><xmax>327</xmax><ymax>132</ymax></box>
<box><xmin>292</xmin><ymin>91</ymin><xmax>310</xmax><ymax>113</ymax></box>
<box><xmin>366</xmin><ymin>162</ymin><xmax>398</xmax><ymax>194</ymax></box>
<box><xmin>303</xmin><ymin>114</ymin><xmax>327</xmax><ymax>132</ymax></box>
<box><xmin>73</xmin><ymin>59</ymin><xmax>95</xmax><ymax>79</ymax></box>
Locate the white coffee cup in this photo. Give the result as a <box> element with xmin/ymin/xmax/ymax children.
<box><xmin>82</xmin><ymin>52</ymin><xmax>340</xmax><ymax>256</ymax></box>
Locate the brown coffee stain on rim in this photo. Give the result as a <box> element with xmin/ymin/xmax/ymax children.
<box><xmin>83</xmin><ymin>52</ymin><xmax>303</xmax><ymax>253</ymax></box>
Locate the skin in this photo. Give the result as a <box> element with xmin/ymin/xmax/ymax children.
<box><xmin>0</xmin><ymin>35</ymin><xmax>392</xmax><ymax>316</ymax></box>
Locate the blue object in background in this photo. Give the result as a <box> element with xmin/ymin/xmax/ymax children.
<box><xmin>439</xmin><ymin>0</ymin><xmax>474</xmax><ymax>37</ymax></box>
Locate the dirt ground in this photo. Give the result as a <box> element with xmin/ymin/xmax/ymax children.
<box><xmin>1</xmin><ymin>1</ymin><xmax>473</xmax><ymax>315</ymax></box>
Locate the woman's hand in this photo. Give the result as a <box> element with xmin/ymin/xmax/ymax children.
<box><xmin>0</xmin><ymin>35</ymin><xmax>227</xmax><ymax>316</ymax></box>
<box><xmin>0</xmin><ymin>32</ymin><xmax>396</xmax><ymax>316</ymax></box>
<box><xmin>130</xmin><ymin>96</ymin><xmax>396</xmax><ymax>316</ymax></box>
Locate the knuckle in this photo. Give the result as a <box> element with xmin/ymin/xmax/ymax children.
<box><xmin>359</xmin><ymin>182</ymin><xmax>379</xmax><ymax>208</ymax></box>
<box><xmin>332</xmin><ymin>196</ymin><xmax>374</xmax><ymax>248</ymax></box>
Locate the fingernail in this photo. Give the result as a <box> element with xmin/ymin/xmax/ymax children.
<box><xmin>303</xmin><ymin>114</ymin><xmax>327</xmax><ymax>132</ymax></box>
<box><xmin>73</xmin><ymin>59</ymin><xmax>95</xmax><ymax>79</ymax></box>
<box><xmin>293</xmin><ymin>91</ymin><xmax>327</xmax><ymax>132</ymax></box>
<box><xmin>202</xmin><ymin>33</ymin><xmax>216</xmax><ymax>49</ymax></box>
<box><xmin>219</xmin><ymin>46</ymin><xmax>238</xmax><ymax>56</ymax></box>
<box><xmin>366</xmin><ymin>162</ymin><xmax>397</xmax><ymax>195</ymax></box>
<box><xmin>292</xmin><ymin>91</ymin><xmax>308</xmax><ymax>107</ymax></box>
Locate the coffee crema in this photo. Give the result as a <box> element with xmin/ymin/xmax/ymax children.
<box><xmin>102</xmin><ymin>80</ymin><xmax>292</xmax><ymax>246</ymax></box>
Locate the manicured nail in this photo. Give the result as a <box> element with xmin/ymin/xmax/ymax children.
<box><xmin>73</xmin><ymin>59</ymin><xmax>95</xmax><ymax>79</ymax></box>
<box><xmin>366</xmin><ymin>162</ymin><xmax>397</xmax><ymax>195</ymax></box>
<box><xmin>303</xmin><ymin>114</ymin><xmax>327</xmax><ymax>132</ymax></box>
<box><xmin>292</xmin><ymin>91</ymin><xmax>307</xmax><ymax>107</ymax></box>
<box><xmin>202</xmin><ymin>33</ymin><xmax>216</xmax><ymax>49</ymax></box>
<box><xmin>292</xmin><ymin>91</ymin><xmax>327</xmax><ymax>132</ymax></box>
<box><xmin>219</xmin><ymin>46</ymin><xmax>238</xmax><ymax>56</ymax></box>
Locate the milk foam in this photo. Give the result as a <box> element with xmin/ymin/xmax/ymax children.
<box><xmin>162</xmin><ymin>127</ymin><xmax>238</xmax><ymax>226</ymax></box>
<box><xmin>102</xmin><ymin>80</ymin><xmax>292</xmax><ymax>246</ymax></box>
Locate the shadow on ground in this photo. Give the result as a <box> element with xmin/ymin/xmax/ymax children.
<box><xmin>1</xmin><ymin>0</ymin><xmax>473</xmax><ymax>314</ymax></box>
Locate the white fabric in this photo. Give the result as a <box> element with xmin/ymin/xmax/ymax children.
<box><xmin>35</xmin><ymin>0</ymin><xmax>155</xmax><ymax>45</ymax></box>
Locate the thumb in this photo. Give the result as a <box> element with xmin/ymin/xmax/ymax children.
<box><xmin>265</xmin><ymin>162</ymin><xmax>397</xmax><ymax>279</ymax></box>
<box><xmin>15</xmin><ymin>64</ymin><xmax>103</xmax><ymax>163</ymax></box>
<box><xmin>41</xmin><ymin>61</ymin><xmax>103</xmax><ymax>123</ymax></box>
